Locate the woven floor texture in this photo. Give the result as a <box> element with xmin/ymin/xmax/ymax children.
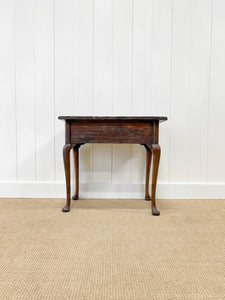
<box><xmin>0</xmin><ymin>198</ymin><xmax>224</xmax><ymax>300</ymax></box>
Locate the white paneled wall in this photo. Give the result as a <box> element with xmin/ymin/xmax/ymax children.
<box><xmin>1</xmin><ymin>0</ymin><xmax>225</xmax><ymax>199</ymax></box>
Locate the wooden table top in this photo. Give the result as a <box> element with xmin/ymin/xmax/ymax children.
<box><xmin>58</xmin><ymin>116</ymin><xmax>168</xmax><ymax>122</ymax></box>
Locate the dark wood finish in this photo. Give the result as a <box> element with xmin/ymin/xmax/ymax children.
<box><xmin>143</xmin><ymin>144</ymin><xmax>152</xmax><ymax>201</ymax></box>
<box><xmin>72</xmin><ymin>144</ymin><xmax>83</xmax><ymax>200</ymax></box>
<box><xmin>71</xmin><ymin>121</ymin><xmax>154</xmax><ymax>144</ymax></box>
<box><xmin>59</xmin><ymin>116</ymin><xmax>167</xmax><ymax>121</ymax></box>
<box><xmin>62</xmin><ymin>144</ymin><xmax>71</xmax><ymax>212</ymax></box>
<box><xmin>150</xmin><ymin>144</ymin><xmax>161</xmax><ymax>216</ymax></box>
<box><xmin>59</xmin><ymin>116</ymin><xmax>167</xmax><ymax>215</ymax></box>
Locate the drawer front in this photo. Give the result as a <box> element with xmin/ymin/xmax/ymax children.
<box><xmin>70</xmin><ymin>121</ymin><xmax>153</xmax><ymax>144</ymax></box>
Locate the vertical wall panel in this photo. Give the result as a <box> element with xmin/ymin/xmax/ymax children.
<box><xmin>0</xmin><ymin>0</ymin><xmax>17</xmax><ymax>181</ymax></box>
<box><xmin>169</xmin><ymin>0</ymin><xmax>192</xmax><ymax>182</ymax></box>
<box><xmin>15</xmin><ymin>0</ymin><xmax>36</xmax><ymax>182</ymax></box>
<box><xmin>186</xmin><ymin>0</ymin><xmax>211</xmax><ymax>182</ymax></box>
<box><xmin>131</xmin><ymin>0</ymin><xmax>153</xmax><ymax>184</ymax></box>
<box><xmin>130</xmin><ymin>145</ymin><xmax>145</xmax><ymax>184</ymax></box>
<box><xmin>208</xmin><ymin>0</ymin><xmax>225</xmax><ymax>182</ymax></box>
<box><xmin>35</xmin><ymin>0</ymin><xmax>54</xmax><ymax>181</ymax></box>
<box><xmin>92</xmin><ymin>0</ymin><xmax>113</xmax><ymax>183</ymax></box>
<box><xmin>54</xmin><ymin>0</ymin><xmax>74</xmax><ymax>182</ymax></box>
<box><xmin>132</xmin><ymin>0</ymin><xmax>152</xmax><ymax>115</ymax></box>
<box><xmin>74</xmin><ymin>0</ymin><xmax>93</xmax><ymax>115</ymax></box>
<box><xmin>74</xmin><ymin>0</ymin><xmax>94</xmax><ymax>183</ymax></box>
<box><xmin>112</xmin><ymin>0</ymin><xmax>132</xmax><ymax>116</ymax></box>
<box><xmin>170</xmin><ymin>0</ymin><xmax>212</xmax><ymax>183</ymax></box>
<box><xmin>112</xmin><ymin>0</ymin><xmax>133</xmax><ymax>183</ymax></box>
<box><xmin>93</xmin><ymin>0</ymin><xmax>113</xmax><ymax>116</ymax></box>
<box><xmin>151</xmin><ymin>0</ymin><xmax>172</xmax><ymax>183</ymax></box>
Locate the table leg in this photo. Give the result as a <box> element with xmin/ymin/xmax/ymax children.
<box><xmin>72</xmin><ymin>144</ymin><xmax>80</xmax><ymax>200</ymax></box>
<box><xmin>150</xmin><ymin>144</ymin><xmax>161</xmax><ymax>216</ymax></box>
<box><xmin>62</xmin><ymin>144</ymin><xmax>71</xmax><ymax>212</ymax></box>
<box><xmin>144</xmin><ymin>145</ymin><xmax>152</xmax><ymax>201</ymax></box>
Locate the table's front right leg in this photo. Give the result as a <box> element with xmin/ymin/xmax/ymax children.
<box><xmin>150</xmin><ymin>144</ymin><xmax>161</xmax><ymax>216</ymax></box>
<box><xmin>62</xmin><ymin>144</ymin><xmax>71</xmax><ymax>212</ymax></box>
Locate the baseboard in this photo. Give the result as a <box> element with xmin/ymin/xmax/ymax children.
<box><xmin>0</xmin><ymin>182</ymin><xmax>225</xmax><ymax>199</ymax></box>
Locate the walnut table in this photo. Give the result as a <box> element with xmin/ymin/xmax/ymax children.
<box><xmin>58</xmin><ymin>116</ymin><xmax>167</xmax><ymax>215</ymax></box>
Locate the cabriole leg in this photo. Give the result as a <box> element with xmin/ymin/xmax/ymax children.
<box><xmin>144</xmin><ymin>145</ymin><xmax>152</xmax><ymax>201</ymax></box>
<box><xmin>150</xmin><ymin>144</ymin><xmax>161</xmax><ymax>216</ymax></box>
<box><xmin>72</xmin><ymin>144</ymin><xmax>80</xmax><ymax>200</ymax></box>
<box><xmin>62</xmin><ymin>144</ymin><xmax>71</xmax><ymax>212</ymax></box>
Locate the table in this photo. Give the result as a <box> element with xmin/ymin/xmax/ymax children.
<box><xmin>58</xmin><ymin>116</ymin><xmax>167</xmax><ymax>215</ymax></box>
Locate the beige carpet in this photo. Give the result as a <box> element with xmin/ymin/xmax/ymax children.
<box><xmin>0</xmin><ymin>198</ymin><xmax>224</xmax><ymax>300</ymax></box>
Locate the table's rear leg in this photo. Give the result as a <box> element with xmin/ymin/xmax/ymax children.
<box><xmin>150</xmin><ymin>144</ymin><xmax>161</xmax><ymax>216</ymax></box>
<box><xmin>144</xmin><ymin>145</ymin><xmax>152</xmax><ymax>201</ymax></box>
<box><xmin>62</xmin><ymin>144</ymin><xmax>71</xmax><ymax>212</ymax></box>
<box><xmin>72</xmin><ymin>144</ymin><xmax>80</xmax><ymax>200</ymax></box>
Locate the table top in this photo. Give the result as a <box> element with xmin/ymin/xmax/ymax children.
<box><xmin>58</xmin><ymin>116</ymin><xmax>168</xmax><ymax>122</ymax></box>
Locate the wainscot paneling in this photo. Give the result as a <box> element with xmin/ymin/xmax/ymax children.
<box><xmin>1</xmin><ymin>0</ymin><xmax>225</xmax><ymax>199</ymax></box>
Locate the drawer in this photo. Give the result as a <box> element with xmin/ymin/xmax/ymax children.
<box><xmin>70</xmin><ymin>120</ymin><xmax>154</xmax><ymax>144</ymax></box>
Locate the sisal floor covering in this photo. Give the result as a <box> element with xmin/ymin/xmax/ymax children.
<box><xmin>0</xmin><ymin>198</ymin><xmax>224</xmax><ymax>299</ymax></box>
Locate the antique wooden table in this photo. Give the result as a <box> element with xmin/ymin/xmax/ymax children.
<box><xmin>58</xmin><ymin>116</ymin><xmax>167</xmax><ymax>215</ymax></box>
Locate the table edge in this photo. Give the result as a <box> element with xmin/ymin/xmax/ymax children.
<box><xmin>58</xmin><ymin>116</ymin><xmax>168</xmax><ymax>122</ymax></box>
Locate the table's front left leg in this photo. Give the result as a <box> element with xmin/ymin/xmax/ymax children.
<box><xmin>62</xmin><ymin>144</ymin><xmax>71</xmax><ymax>212</ymax></box>
<box><xmin>150</xmin><ymin>144</ymin><xmax>161</xmax><ymax>216</ymax></box>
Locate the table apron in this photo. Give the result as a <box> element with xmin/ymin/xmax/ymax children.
<box><xmin>70</xmin><ymin>121</ymin><xmax>154</xmax><ymax>144</ymax></box>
